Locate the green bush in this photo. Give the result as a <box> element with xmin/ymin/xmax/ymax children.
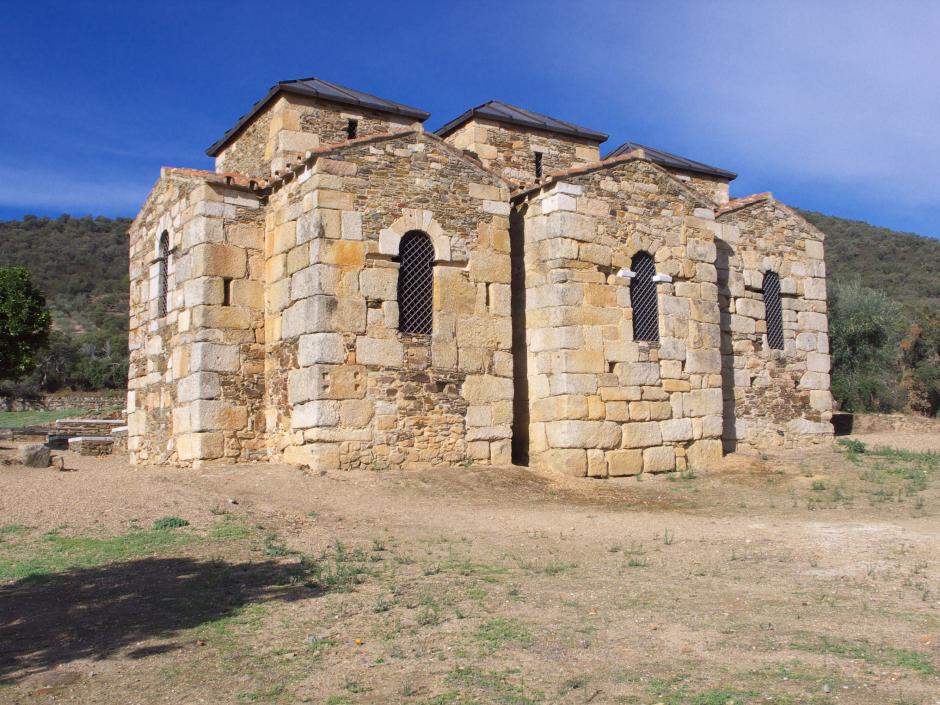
<box><xmin>828</xmin><ymin>280</ymin><xmax>905</xmax><ymax>412</ymax></box>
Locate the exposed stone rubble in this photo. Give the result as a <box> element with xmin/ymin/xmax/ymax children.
<box><xmin>127</xmin><ymin>77</ymin><xmax>833</xmax><ymax>474</ymax></box>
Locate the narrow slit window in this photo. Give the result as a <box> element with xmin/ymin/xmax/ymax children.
<box><xmin>630</xmin><ymin>251</ymin><xmax>659</xmax><ymax>342</ymax></box>
<box><xmin>763</xmin><ymin>271</ymin><xmax>784</xmax><ymax>350</ymax></box>
<box><xmin>397</xmin><ymin>231</ymin><xmax>435</xmax><ymax>335</ymax></box>
<box><xmin>222</xmin><ymin>278</ymin><xmax>233</xmax><ymax>306</ymax></box>
<box><xmin>158</xmin><ymin>231</ymin><xmax>170</xmax><ymax>318</ymax></box>
<box><xmin>346</xmin><ymin>118</ymin><xmax>358</xmax><ymax>140</ymax></box>
<box><xmin>533</xmin><ymin>151</ymin><xmax>543</xmax><ymax>179</ymax></box>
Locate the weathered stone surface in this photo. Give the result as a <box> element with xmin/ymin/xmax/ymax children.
<box><xmin>643</xmin><ymin>445</ymin><xmax>676</xmax><ymax>473</ymax></box>
<box><xmin>545</xmin><ymin>420</ymin><xmax>621</xmax><ymax>449</ymax></box>
<box><xmin>19</xmin><ymin>444</ymin><xmax>50</xmax><ymax>468</ymax></box>
<box><xmin>607</xmin><ymin>449</ymin><xmax>643</xmax><ymax>476</ymax></box>
<box><xmin>621</xmin><ymin>422</ymin><xmax>662</xmax><ymax>448</ymax></box>
<box><xmin>298</xmin><ymin>333</ymin><xmax>346</xmax><ymax>365</ymax></box>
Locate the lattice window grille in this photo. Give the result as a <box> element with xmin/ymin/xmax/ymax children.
<box><xmin>763</xmin><ymin>271</ymin><xmax>784</xmax><ymax>350</ymax></box>
<box><xmin>630</xmin><ymin>252</ymin><xmax>659</xmax><ymax>342</ymax></box>
<box><xmin>158</xmin><ymin>231</ymin><xmax>170</xmax><ymax>318</ymax></box>
<box><xmin>397</xmin><ymin>231</ymin><xmax>435</xmax><ymax>335</ymax></box>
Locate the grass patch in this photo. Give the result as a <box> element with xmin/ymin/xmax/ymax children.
<box><xmin>0</xmin><ymin>527</ymin><xmax>198</xmax><ymax>581</ymax></box>
<box><xmin>474</xmin><ymin>618</ymin><xmax>532</xmax><ymax>651</ymax></box>
<box><xmin>446</xmin><ymin>665</ymin><xmax>542</xmax><ymax>704</ymax></box>
<box><xmin>301</xmin><ymin>541</ymin><xmax>372</xmax><ymax>593</ymax></box>
<box><xmin>237</xmin><ymin>684</ymin><xmax>285</xmax><ymax>702</ymax></box>
<box><xmin>0</xmin><ymin>518</ymin><xmax>258</xmax><ymax>582</ymax></box>
<box><xmin>791</xmin><ymin>634</ymin><xmax>938</xmax><ymax>676</ymax></box>
<box><xmin>0</xmin><ymin>408</ymin><xmax>92</xmax><ymax>429</ymax></box>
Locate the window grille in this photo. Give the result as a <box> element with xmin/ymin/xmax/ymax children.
<box><xmin>346</xmin><ymin>119</ymin><xmax>358</xmax><ymax>140</ymax></box>
<box><xmin>534</xmin><ymin>151</ymin><xmax>543</xmax><ymax>179</ymax></box>
<box><xmin>158</xmin><ymin>231</ymin><xmax>170</xmax><ymax>318</ymax></box>
<box><xmin>630</xmin><ymin>251</ymin><xmax>659</xmax><ymax>342</ymax></box>
<box><xmin>397</xmin><ymin>231</ymin><xmax>434</xmax><ymax>334</ymax></box>
<box><xmin>763</xmin><ymin>271</ymin><xmax>784</xmax><ymax>350</ymax></box>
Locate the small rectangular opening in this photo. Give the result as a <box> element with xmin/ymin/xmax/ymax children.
<box><xmin>222</xmin><ymin>278</ymin><xmax>233</xmax><ymax>306</ymax></box>
<box><xmin>533</xmin><ymin>151</ymin><xmax>543</xmax><ymax>179</ymax></box>
<box><xmin>346</xmin><ymin>119</ymin><xmax>358</xmax><ymax>140</ymax></box>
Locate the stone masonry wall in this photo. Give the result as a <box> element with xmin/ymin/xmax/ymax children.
<box><xmin>443</xmin><ymin>118</ymin><xmax>601</xmax><ymax>186</ymax></box>
<box><xmin>715</xmin><ymin>197</ymin><xmax>833</xmax><ymax>449</ymax></box>
<box><xmin>127</xmin><ymin>169</ymin><xmax>266</xmax><ymax>466</ymax></box>
<box><xmin>260</xmin><ymin>130</ymin><xmax>514</xmax><ymax>470</ymax></box>
<box><xmin>516</xmin><ymin>157</ymin><xmax>725</xmax><ymax>477</ymax></box>
<box><xmin>216</xmin><ymin>94</ymin><xmax>421</xmax><ymax>178</ymax></box>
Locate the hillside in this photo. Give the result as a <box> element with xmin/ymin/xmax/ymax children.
<box><xmin>799</xmin><ymin>209</ymin><xmax>940</xmax><ymax>307</ymax></box>
<box><xmin>0</xmin><ymin>215</ymin><xmax>130</xmax><ymax>391</ymax></box>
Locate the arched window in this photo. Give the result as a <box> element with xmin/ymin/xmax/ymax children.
<box><xmin>157</xmin><ymin>231</ymin><xmax>170</xmax><ymax>318</ymax></box>
<box><xmin>630</xmin><ymin>251</ymin><xmax>659</xmax><ymax>342</ymax></box>
<box><xmin>397</xmin><ymin>230</ymin><xmax>434</xmax><ymax>334</ymax></box>
<box><xmin>762</xmin><ymin>271</ymin><xmax>784</xmax><ymax>350</ymax></box>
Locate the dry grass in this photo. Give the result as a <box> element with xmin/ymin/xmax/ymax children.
<box><xmin>0</xmin><ymin>434</ymin><xmax>938</xmax><ymax>704</ymax></box>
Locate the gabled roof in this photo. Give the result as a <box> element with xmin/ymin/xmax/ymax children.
<box><xmin>604</xmin><ymin>142</ymin><xmax>736</xmax><ymax>180</ymax></box>
<box><xmin>206</xmin><ymin>77</ymin><xmax>430</xmax><ymax>157</ymax></box>
<box><xmin>435</xmin><ymin>100</ymin><xmax>608</xmax><ymax>143</ymax></box>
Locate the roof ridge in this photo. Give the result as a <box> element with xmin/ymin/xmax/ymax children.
<box><xmin>716</xmin><ymin>192</ymin><xmax>773</xmax><ymax>216</ymax></box>
<box><xmin>435</xmin><ymin>100</ymin><xmax>608</xmax><ymax>142</ymax></box>
<box><xmin>511</xmin><ymin>152</ymin><xmax>715</xmax><ymax>210</ymax></box>
<box><xmin>605</xmin><ymin>140</ymin><xmax>737</xmax><ymax>181</ymax></box>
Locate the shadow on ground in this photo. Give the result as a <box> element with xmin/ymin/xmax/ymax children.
<box><xmin>0</xmin><ymin>557</ymin><xmax>315</xmax><ymax>681</ymax></box>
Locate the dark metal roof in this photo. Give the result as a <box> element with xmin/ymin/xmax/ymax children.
<box><xmin>604</xmin><ymin>141</ymin><xmax>736</xmax><ymax>180</ymax></box>
<box><xmin>435</xmin><ymin>100</ymin><xmax>608</xmax><ymax>143</ymax></box>
<box><xmin>206</xmin><ymin>77</ymin><xmax>431</xmax><ymax>156</ymax></box>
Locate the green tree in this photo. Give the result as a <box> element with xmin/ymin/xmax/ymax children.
<box><xmin>0</xmin><ymin>267</ymin><xmax>52</xmax><ymax>382</ymax></box>
<box><xmin>828</xmin><ymin>280</ymin><xmax>905</xmax><ymax>412</ymax></box>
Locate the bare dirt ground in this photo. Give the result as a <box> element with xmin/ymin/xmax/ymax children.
<box><xmin>1</xmin><ymin>432</ymin><xmax>938</xmax><ymax>705</ymax></box>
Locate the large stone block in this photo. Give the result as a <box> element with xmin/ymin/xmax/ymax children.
<box><xmin>177</xmin><ymin>432</ymin><xmax>224</xmax><ymax>461</ymax></box>
<box><xmin>291</xmin><ymin>400</ymin><xmax>340</xmax><ymax>429</ymax></box>
<box><xmin>298</xmin><ymin>333</ymin><xmax>346</xmax><ymax>365</ymax></box>
<box><xmin>463</xmin><ymin>374</ymin><xmax>513</xmax><ymax>404</ymax></box>
<box><xmin>531</xmin><ymin>394</ymin><xmax>588</xmax><ymax>422</ymax></box>
<box><xmin>684</xmin><ymin>388</ymin><xmax>723</xmax><ymax>417</ymax></box>
<box><xmin>191</xmin><ymin>243</ymin><xmax>246</xmax><ymax>279</ymax></box>
<box><xmin>799</xmin><ymin>371</ymin><xmax>830</xmax><ymax>390</ymax></box>
<box><xmin>355</xmin><ymin>337</ymin><xmax>404</xmax><ymax>367</ymax></box>
<box><xmin>545</xmin><ymin>420</ymin><xmax>621</xmax><ymax>449</ymax></box>
<box><xmin>190</xmin><ymin>400</ymin><xmax>248</xmax><ymax>432</ymax></box>
<box><xmin>620</xmin><ymin>362</ymin><xmax>660</xmax><ymax>386</ymax></box>
<box><xmin>292</xmin><ymin>264</ymin><xmax>338</xmax><ymax>299</ymax></box>
<box><xmin>538</xmin><ymin>448</ymin><xmax>587</xmax><ymax>477</ymax></box>
<box><xmin>660</xmin><ymin>418</ymin><xmax>694</xmax><ymax>442</ymax></box>
<box><xmin>177</xmin><ymin>372</ymin><xmax>221</xmax><ymax>403</ymax></box>
<box><xmin>687</xmin><ymin>439</ymin><xmax>722</xmax><ymax>470</ymax></box>
<box><xmin>685</xmin><ymin>349</ymin><xmax>721</xmax><ymax>374</ymax></box>
<box><xmin>190</xmin><ymin>343</ymin><xmax>239</xmax><ymax>373</ymax></box>
<box><xmin>360</xmin><ymin>268</ymin><xmax>398</xmax><ymax>301</ymax></box>
<box><xmin>184</xmin><ymin>278</ymin><xmax>224</xmax><ymax>307</ymax></box>
<box><xmin>607</xmin><ymin>449</ymin><xmax>643</xmax><ymax>476</ymax></box>
<box><xmin>643</xmin><ymin>445</ymin><xmax>676</xmax><ymax>473</ymax></box>
<box><xmin>622</xmin><ymin>422</ymin><xmax>662</xmax><ymax>448</ymax></box>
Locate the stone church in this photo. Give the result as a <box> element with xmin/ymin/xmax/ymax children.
<box><xmin>127</xmin><ymin>76</ymin><xmax>833</xmax><ymax>476</ymax></box>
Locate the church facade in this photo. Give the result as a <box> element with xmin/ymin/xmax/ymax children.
<box><xmin>127</xmin><ymin>77</ymin><xmax>832</xmax><ymax>476</ymax></box>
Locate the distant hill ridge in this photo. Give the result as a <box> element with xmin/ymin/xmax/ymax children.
<box><xmin>0</xmin><ymin>208</ymin><xmax>937</xmax><ymax>347</ymax></box>
<box><xmin>798</xmin><ymin>209</ymin><xmax>940</xmax><ymax>307</ymax></box>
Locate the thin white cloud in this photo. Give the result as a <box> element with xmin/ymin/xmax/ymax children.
<box><xmin>0</xmin><ymin>164</ymin><xmax>150</xmax><ymax>215</ymax></box>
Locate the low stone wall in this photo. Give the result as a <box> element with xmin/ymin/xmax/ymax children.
<box><xmin>45</xmin><ymin>392</ymin><xmax>124</xmax><ymax>412</ymax></box>
<box><xmin>68</xmin><ymin>436</ymin><xmax>114</xmax><ymax>456</ymax></box>
<box><xmin>852</xmin><ymin>413</ymin><xmax>940</xmax><ymax>435</ymax></box>
<box><xmin>55</xmin><ymin>419</ymin><xmax>126</xmax><ymax>437</ymax></box>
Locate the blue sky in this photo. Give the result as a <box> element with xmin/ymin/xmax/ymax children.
<box><xmin>2</xmin><ymin>0</ymin><xmax>939</xmax><ymax>239</ymax></box>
